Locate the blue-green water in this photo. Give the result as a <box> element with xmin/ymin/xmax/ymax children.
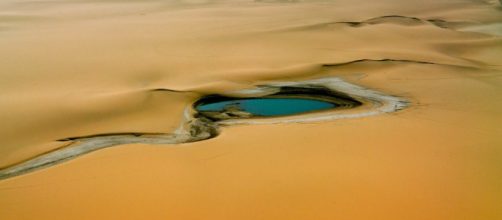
<box><xmin>196</xmin><ymin>98</ymin><xmax>336</xmax><ymax>117</ymax></box>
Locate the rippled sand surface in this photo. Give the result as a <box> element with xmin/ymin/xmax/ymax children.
<box><xmin>1</xmin><ymin>0</ymin><xmax>501</xmax><ymax>219</ymax></box>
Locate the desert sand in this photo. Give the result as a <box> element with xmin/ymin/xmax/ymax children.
<box><xmin>0</xmin><ymin>0</ymin><xmax>501</xmax><ymax>219</ymax></box>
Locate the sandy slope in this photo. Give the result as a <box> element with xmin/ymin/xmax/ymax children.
<box><xmin>0</xmin><ymin>0</ymin><xmax>501</xmax><ymax>219</ymax></box>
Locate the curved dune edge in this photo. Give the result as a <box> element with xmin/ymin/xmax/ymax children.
<box><xmin>0</xmin><ymin>77</ymin><xmax>408</xmax><ymax>180</ymax></box>
<box><xmin>284</xmin><ymin>15</ymin><xmax>467</xmax><ymax>31</ymax></box>
<box><xmin>279</xmin><ymin>14</ymin><xmax>502</xmax><ymax>36</ymax></box>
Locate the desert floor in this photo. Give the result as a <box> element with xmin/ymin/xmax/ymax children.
<box><xmin>0</xmin><ymin>0</ymin><xmax>501</xmax><ymax>219</ymax></box>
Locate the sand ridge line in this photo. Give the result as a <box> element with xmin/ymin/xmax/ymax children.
<box><xmin>281</xmin><ymin>15</ymin><xmax>472</xmax><ymax>32</ymax></box>
<box><xmin>320</xmin><ymin>58</ymin><xmax>485</xmax><ymax>70</ymax></box>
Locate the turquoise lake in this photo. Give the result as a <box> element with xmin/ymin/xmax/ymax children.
<box><xmin>195</xmin><ymin>98</ymin><xmax>336</xmax><ymax>117</ymax></box>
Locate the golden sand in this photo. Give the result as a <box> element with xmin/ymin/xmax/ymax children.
<box><xmin>0</xmin><ymin>0</ymin><xmax>501</xmax><ymax>219</ymax></box>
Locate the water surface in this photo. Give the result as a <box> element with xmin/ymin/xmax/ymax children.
<box><xmin>196</xmin><ymin>97</ymin><xmax>336</xmax><ymax>116</ymax></box>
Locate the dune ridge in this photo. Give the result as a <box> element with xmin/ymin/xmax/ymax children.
<box><xmin>284</xmin><ymin>15</ymin><xmax>470</xmax><ymax>31</ymax></box>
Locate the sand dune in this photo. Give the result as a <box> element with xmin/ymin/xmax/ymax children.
<box><xmin>0</xmin><ymin>0</ymin><xmax>501</xmax><ymax>219</ymax></box>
